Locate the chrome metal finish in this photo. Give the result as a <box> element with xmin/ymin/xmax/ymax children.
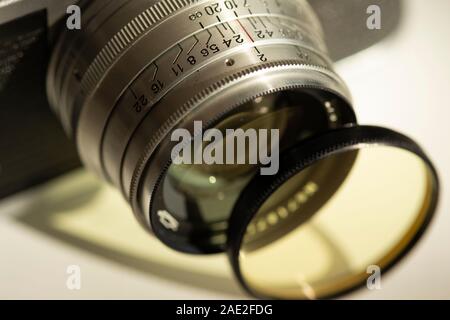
<box><xmin>47</xmin><ymin>0</ymin><xmax>354</xmax><ymax>237</ymax></box>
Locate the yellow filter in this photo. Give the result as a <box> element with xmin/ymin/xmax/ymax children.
<box><xmin>238</xmin><ymin>146</ymin><xmax>435</xmax><ymax>299</ymax></box>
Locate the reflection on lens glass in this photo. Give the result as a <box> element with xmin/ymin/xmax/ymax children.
<box><xmin>162</xmin><ymin>91</ymin><xmax>333</xmax><ymax>248</ymax></box>
<box><xmin>239</xmin><ymin>146</ymin><xmax>434</xmax><ymax>299</ymax></box>
<box><xmin>243</xmin><ymin>151</ymin><xmax>356</xmax><ymax>250</ymax></box>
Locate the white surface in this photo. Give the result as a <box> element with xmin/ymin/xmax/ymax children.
<box><xmin>1</xmin><ymin>0</ymin><xmax>449</xmax><ymax>299</ymax></box>
<box><xmin>338</xmin><ymin>0</ymin><xmax>450</xmax><ymax>299</ymax></box>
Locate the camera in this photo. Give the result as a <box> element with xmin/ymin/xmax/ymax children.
<box><xmin>0</xmin><ymin>0</ymin><xmax>440</xmax><ymax>299</ymax></box>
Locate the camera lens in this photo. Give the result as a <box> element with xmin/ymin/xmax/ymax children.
<box><xmin>47</xmin><ymin>0</ymin><xmax>439</xmax><ymax>299</ymax></box>
<box><xmin>48</xmin><ymin>0</ymin><xmax>355</xmax><ymax>248</ymax></box>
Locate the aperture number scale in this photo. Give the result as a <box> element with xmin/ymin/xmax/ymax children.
<box><xmin>126</xmin><ymin>8</ymin><xmax>312</xmax><ymax>115</ymax></box>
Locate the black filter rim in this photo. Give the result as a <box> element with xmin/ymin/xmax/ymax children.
<box><xmin>227</xmin><ymin>125</ymin><xmax>440</xmax><ymax>300</ymax></box>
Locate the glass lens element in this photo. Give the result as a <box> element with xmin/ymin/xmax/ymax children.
<box><xmin>161</xmin><ymin>91</ymin><xmax>333</xmax><ymax>249</ymax></box>
<box><xmin>239</xmin><ymin>146</ymin><xmax>434</xmax><ymax>299</ymax></box>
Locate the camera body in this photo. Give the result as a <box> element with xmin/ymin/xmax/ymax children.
<box><xmin>0</xmin><ymin>0</ymin><xmax>80</xmax><ymax>199</ymax></box>
<box><xmin>0</xmin><ymin>0</ymin><xmax>399</xmax><ymax>199</ymax></box>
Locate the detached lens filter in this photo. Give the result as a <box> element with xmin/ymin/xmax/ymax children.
<box><xmin>227</xmin><ymin>126</ymin><xmax>439</xmax><ymax>299</ymax></box>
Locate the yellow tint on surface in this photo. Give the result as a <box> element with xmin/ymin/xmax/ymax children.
<box><xmin>240</xmin><ymin>146</ymin><xmax>433</xmax><ymax>299</ymax></box>
<box><xmin>15</xmin><ymin>170</ymin><xmax>240</xmax><ymax>296</ymax></box>
<box><xmin>50</xmin><ymin>176</ymin><xmax>231</xmax><ymax>277</ymax></box>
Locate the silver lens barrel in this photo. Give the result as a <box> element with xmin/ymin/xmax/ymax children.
<box><xmin>47</xmin><ymin>0</ymin><xmax>355</xmax><ymax>244</ymax></box>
